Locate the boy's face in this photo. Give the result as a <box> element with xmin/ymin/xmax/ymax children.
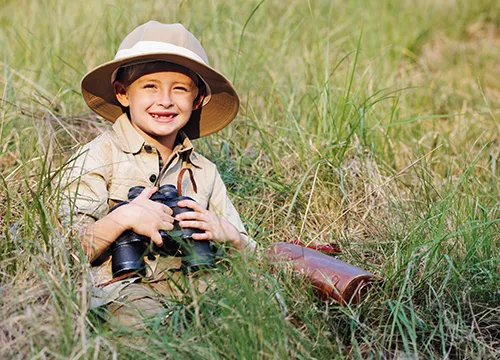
<box><xmin>114</xmin><ymin>64</ymin><xmax>202</xmax><ymax>147</ymax></box>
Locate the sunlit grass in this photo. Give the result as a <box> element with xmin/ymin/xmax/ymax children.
<box><xmin>1</xmin><ymin>0</ymin><xmax>499</xmax><ymax>358</ymax></box>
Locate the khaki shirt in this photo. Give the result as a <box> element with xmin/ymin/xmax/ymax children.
<box><xmin>61</xmin><ymin>114</ymin><xmax>251</xmax><ymax>307</ymax></box>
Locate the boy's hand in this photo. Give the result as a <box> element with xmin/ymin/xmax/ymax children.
<box><xmin>175</xmin><ymin>199</ymin><xmax>242</xmax><ymax>248</ymax></box>
<box><xmin>116</xmin><ymin>187</ymin><xmax>175</xmax><ymax>246</ymax></box>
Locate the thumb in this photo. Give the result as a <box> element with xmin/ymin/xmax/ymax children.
<box><xmin>138</xmin><ymin>186</ymin><xmax>158</xmax><ymax>200</ymax></box>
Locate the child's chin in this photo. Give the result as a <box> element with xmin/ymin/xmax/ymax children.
<box><xmin>151</xmin><ymin>116</ymin><xmax>176</xmax><ymax>124</ymax></box>
<box><xmin>151</xmin><ymin>129</ymin><xmax>176</xmax><ymax>136</ymax></box>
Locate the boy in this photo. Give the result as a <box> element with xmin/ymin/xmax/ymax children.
<box><xmin>62</xmin><ymin>21</ymin><xmax>255</xmax><ymax>327</ymax></box>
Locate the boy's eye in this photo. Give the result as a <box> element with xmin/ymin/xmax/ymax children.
<box><xmin>174</xmin><ymin>86</ymin><xmax>189</xmax><ymax>92</ymax></box>
<box><xmin>143</xmin><ymin>84</ymin><xmax>156</xmax><ymax>89</ymax></box>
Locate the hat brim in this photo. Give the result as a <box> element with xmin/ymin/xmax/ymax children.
<box><xmin>81</xmin><ymin>53</ymin><xmax>239</xmax><ymax>139</ymax></box>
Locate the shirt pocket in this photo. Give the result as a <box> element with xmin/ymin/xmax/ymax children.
<box><xmin>109</xmin><ymin>168</ymin><xmax>149</xmax><ymax>204</ymax></box>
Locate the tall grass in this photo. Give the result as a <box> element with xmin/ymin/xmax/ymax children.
<box><xmin>1</xmin><ymin>0</ymin><xmax>499</xmax><ymax>358</ymax></box>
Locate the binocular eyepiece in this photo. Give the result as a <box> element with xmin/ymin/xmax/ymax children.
<box><xmin>110</xmin><ymin>184</ymin><xmax>221</xmax><ymax>277</ymax></box>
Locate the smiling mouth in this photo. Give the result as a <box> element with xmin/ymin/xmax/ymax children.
<box><xmin>150</xmin><ymin>113</ymin><xmax>177</xmax><ymax>120</ymax></box>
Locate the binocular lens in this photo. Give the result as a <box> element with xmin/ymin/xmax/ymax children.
<box><xmin>111</xmin><ymin>232</ymin><xmax>148</xmax><ymax>277</ymax></box>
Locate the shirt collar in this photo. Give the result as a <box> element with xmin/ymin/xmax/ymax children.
<box><xmin>112</xmin><ymin>114</ymin><xmax>144</xmax><ymax>153</ymax></box>
<box><xmin>112</xmin><ymin>113</ymin><xmax>201</xmax><ymax>167</ymax></box>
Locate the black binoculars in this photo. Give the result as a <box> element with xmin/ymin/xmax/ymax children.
<box><xmin>110</xmin><ymin>184</ymin><xmax>221</xmax><ymax>277</ymax></box>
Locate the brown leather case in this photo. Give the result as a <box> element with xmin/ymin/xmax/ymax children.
<box><xmin>266</xmin><ymin>242</ymin><xmax>375</xmax><ymax>305</ymax></box>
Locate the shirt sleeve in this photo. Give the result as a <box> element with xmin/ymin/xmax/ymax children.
<box><xmin>60</xmin><ymin>138</ymin><xmax>112</xmax><ymax>229</ymax></box>
<box><xmin>208</xmin><ymin>168</ymin><xmax>256</xmax><ymax>248</ymax></box>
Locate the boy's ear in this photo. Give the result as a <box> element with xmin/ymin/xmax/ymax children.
<box><xmin>114</xmin><ymin>81</ymin><xmax>130</xmax><ymax>107</ymax></box>
<box><xmin>193</xmin><ymin>94</ymin><xmax>205</xmax><ymax>110</ymax></box>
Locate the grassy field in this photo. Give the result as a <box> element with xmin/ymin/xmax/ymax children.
<box><xmin>1</xmin><ymin>0</ymin><xmax>499</xmax><ymax>358</ymax></box>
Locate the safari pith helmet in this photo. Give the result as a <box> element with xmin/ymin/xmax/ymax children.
<box><xmin>81</xmin><ymin>21</ymin><xmax>239</xmax><ymax>139</ymax></box>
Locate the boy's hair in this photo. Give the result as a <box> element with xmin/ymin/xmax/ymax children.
<box><xmin>115</xmin><ymin>61</ymin><xmax>207</xmax><ymax>97</ymax></box>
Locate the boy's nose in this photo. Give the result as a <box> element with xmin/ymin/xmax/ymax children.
<box><xmin>157</xmin><ymin>90</ymin><xmax>173</xmax><ymax>107</ymax></box>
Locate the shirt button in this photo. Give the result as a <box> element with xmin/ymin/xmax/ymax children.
<box><xmin>149</xmin><ymin>174</ymin><xmax>157</xmax><ymax>183</ymax></box>
<box><xmin>144</xmin><ymin>144</ymin><xmax>153</xmax><ymax>153</ymax></box>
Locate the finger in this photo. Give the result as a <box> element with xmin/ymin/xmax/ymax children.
<box><xmin>176</xmin><ymin>199</ymin><xmax>206</xmax><ymax>213</ymax></box>
<box><xmin>191</xmin><ymin>232</ymin><xmax>212</xmax><ymax>241</ymax></box>
<box><xmin>161</xmin><ymin>204</ymin><xmax>173</xmax><ymax>216</ymax></box>
<box><xmin>151</xmin><ymin>231</ymin><xmax>163</xmax><ymax>246</ymax></box>
<box><xmin>175</xmin><ymin>211</ymin><xmax>205</xmax><ymax>221</ymax></box>
<box><xmin>178</xmin><ymin>220</ymin><xmax>210</xmax><ymax>231</ymax></box>
<box><xmin>162</xmin><ymin>221</ymin><xmax>174</xmax><ymax>231</ymax></box>
<box><xmin>163</xmin><ymin>213</ymin><xmax>175</xmax><ymax>224</ymax></box>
